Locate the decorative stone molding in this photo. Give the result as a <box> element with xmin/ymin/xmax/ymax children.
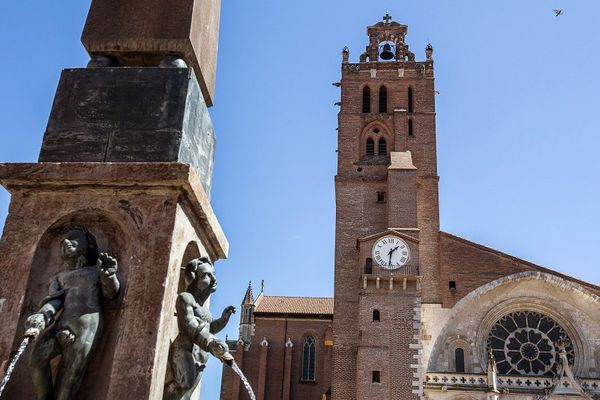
<box><xmin>427</xmin><ymin>272</ymin><xmax>600</xmax><ymax>377</ymax></box>
<box><xmin>476</xmin><ymin>299</ymin><xmax>587</xmax><ymax>376</ymax></box>
<box><xmin>443</xmin><ymin>335</ymin><xmax>475</xmax><ymax>373</ymax></box>
<box><xmin>425</xmin><ymin>372</ymin><xmax>600</xmax><ymax>395</ymax></box>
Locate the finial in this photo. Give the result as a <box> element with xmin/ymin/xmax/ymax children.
<box><xmin>261</xmin><ymin>279</ymin><xmax>264</xmax><ymax>293</ymax></box>
<box><xmin>383</xmin><ymin>12</ymin><xmax>393</xmax><ymax>24</ymax></box>
<box><xmin>486</xmin><ymin>347</ymin><xmax>499</xmax><ymax>393</ymax></box>
<box><xmin>425</xmin><ymin>43</ymin><xmax>433</xmax><ymax>61</ymax></box>
<box><xmin>242</xmin><ymin>280</ymin><xmax>254</xmax><ymax>304</ymax></box>
<box><xmin>342</xmin><ymin>46</ymin><xmax>350</xmax><ymax>63</ymax></box>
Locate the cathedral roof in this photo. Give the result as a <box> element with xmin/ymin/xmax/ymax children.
<box><xmin>254</xmin><ymin>295</ymin><xmax>334</xmax><ymax>316</ymax></box>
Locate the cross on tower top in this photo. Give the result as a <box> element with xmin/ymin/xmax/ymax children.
<box><xmin>383</xmin><ymin>12</ymin><xmax>393</xmax><ymax>24</ymax></box>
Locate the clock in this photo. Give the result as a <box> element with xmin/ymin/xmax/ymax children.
<box><xmin>372</xmin><ymin>236</ymin><xmax>410</xmax><ymax>270</ymax></box>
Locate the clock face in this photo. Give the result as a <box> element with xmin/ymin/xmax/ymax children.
<box><xmin>372</xmin><ymin>236</ymin><xmax>410</xmax><ymax>270</ymax></box>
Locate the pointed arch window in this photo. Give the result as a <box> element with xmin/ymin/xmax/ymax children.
<box><xmin>362</xmin><ymin>86</ymin><xmax>371</xmax><ymax>113</ymax></box>
<box><xmin>302</xmin><ymin>336</ymin><xmax>317</xmax><ymax>382</ymax></box>
<box><xmin>378</xmin><ymin>138</ymin><xmax>387</xmax><ymax>156</ymax></box>
<box><xmin>379</xmin><ymin>86</ymin><xmax>388</xmax><ymax>113</ymax></box>
<box><xmin>455</xmin><ymin>348</ymin><xmax>465</xmax><ymax>373</ymax></box>
<box><xmin>366</xmin><ymin>138</ymin><xmax>375</xmax><ymax>156</ymax></box>
<box><xmin>408</xmin><ymin>87</ymin><xmax>414</xmax><ymax>113</ymax></box>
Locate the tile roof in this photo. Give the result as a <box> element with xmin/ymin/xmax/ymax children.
<box><xmin>254</xmin><ymin>295</ymin><xmax>334</xmax><ymax>315</ymax></box>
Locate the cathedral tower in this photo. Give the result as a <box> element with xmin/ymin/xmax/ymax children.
<box><xmin>332</xmin><ymin>14</ymin><xmax>439</xmax><ymax>399</ymax></box>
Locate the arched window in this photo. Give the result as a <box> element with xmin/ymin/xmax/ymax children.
<box><xmin>455</xmin><ymin>348</ymin><xmax>465</xmax><ymax>373</ymax></box>
<box><xmin>378</xmin><ymin>139</ymin><xmax>387</xmax><ymax>156</ymax></box>
<box><xmin>379</xmin><ymin>86</ymin><xmax>387</xmax><ymax>113</ymax></box>
<box><xmin>365</xmin><ymin>258</ymin><xmax>373</xmax><ymax>274</ymax></box>
<box><xmin>362</xmin><ymin>86</ymin><xmax>371</xmax><ymax>113</ymax></box>
<box><xmin>366</xmin><ymin>138</ymin><xmax>375</xmax><ymax>156</ymax></box>
<box><xmin>408</xmin><ymin>87</ymin><xmax>414</xmax><ymax>113</ymax></box>
<box><xmin>302</xmin><ymin>336</ymin><xmax>317</xmax><ymax>382</ymax></box>
<box><xmin>408</xmin><ymin>119</ymin><xmax>414</xmax><ymax>136</ymax></box>
<box><xmin>373</xmin><ymin>309</ymin><xmax>380</xmax><ymax>322</ymax></box>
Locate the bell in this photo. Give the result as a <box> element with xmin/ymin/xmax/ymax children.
<box><xmin>380</xmin><ymin>43</ymin><xmax>395</xmax><ymax>61</ymax></box>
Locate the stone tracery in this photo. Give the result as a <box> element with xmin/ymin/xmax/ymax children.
<box><xmin>486</xmin><ymin>311</ymin><xmax>575</xmax><ymax>376</ymax></box>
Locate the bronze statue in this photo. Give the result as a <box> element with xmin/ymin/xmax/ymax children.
<box><xmin>164</xmin><ymin>257</ymin><xmax>235</xmax><ymax>400</ymax></box>
<box><xmin>23</xmin><ymin>227</ymin><xmax>120</xmax><ymax>400</ymax></box>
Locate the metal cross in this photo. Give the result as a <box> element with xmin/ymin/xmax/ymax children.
<box><xmin>383</xmin><ymin>13</ymin><xmax>392</xmax><ymax>23</ymax></box>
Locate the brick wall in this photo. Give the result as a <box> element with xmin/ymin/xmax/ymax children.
<box><xmin>438</xmin><ymin>232</ymin><xmax>600</xmax><ymax>308</ymax></box>
<box><xmin>222</xmin><ymin>315</ymin><xmax>332</xmax><ymax>400</ymax></box>
<box><xmin>333</xmin><ymin>40</ymin><xmax>439</xmax><ymax>398</ymax></box>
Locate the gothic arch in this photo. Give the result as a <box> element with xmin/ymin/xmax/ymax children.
<box><xmin>359</xmin><ymin>121</ymin><xmax>393</xmax><ymax>159</ymax></box>
<box><xmin>362</xmin><ymin>85</ymin><xmax>371</xmax><ymax>114</ymax></box>
<box><xmin>443</xmin><ymin>336</ymin><xmax>474</xmax><ymax>373</ymax></box>
<box><xmin>427</xmin><ymin>272</ymin><xmax>600</xmax><ymax>376</ymax></box>
<box><xmin>299</xmin><ymin>330</ymin><xmax>320</xmax><ymax>382</ymax></box>
<box><xmin>298</xmin><ymin>329</ymin><xmax>321</xmax><ymax>347</ymax></box>
<box><xmin>378</xmin><ymin>85</ymin><xmax>388</xmax><ymax>113</ymax></box>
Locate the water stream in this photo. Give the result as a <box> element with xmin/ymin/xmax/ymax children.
<box><xmin>229</xmin><ymin>360</ymin><xmax>256</xmax><ymax>400</ymax></box>
<box><xmin>0</xmin><ymin>337</ymin><xmax>31</xmax><ymax>398</ymax></box>
<box><xmin>0</xmin><ymin>339</ymin><xmax>255</xmax><ymax>400</ymax></box>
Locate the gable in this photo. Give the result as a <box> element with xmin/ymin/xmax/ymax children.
<box><xmin>439</xmin><ymin>231</ymin><xmax>600</xmax><ymax>308</ymax></box>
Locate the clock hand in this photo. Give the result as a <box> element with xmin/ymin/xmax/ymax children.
<box><xmin>387</xmin><ymin>248</ymin><xmax>393</xmax><ymax>266</ymax></box>
<box><xmin>388</xmin><ymin>246</ymin><xmax>400</xmax><ymax>266</ymax></box>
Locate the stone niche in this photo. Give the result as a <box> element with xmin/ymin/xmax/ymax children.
<box><xmin>0</xmin><ymin>162</ymin><xmax>227</xmax><ymax>400</ymax></box>
<box><xmin>2</xmin><ymin>210</ymin><xmax>127</xmax><ymax>400</ymax></box>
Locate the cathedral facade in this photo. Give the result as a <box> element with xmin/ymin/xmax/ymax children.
<box><xmin>220</xmin><ymin>16</ymin><xmax>600</xmax><ymax>400</ymax></box>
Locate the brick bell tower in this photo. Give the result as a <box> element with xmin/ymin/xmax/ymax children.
<box><xmin>332</xmin><ymin>14</ymin><xmax>439</xmax><ymax>399</ymax></box>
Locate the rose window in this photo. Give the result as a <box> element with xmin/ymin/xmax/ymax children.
<box><xmin>486</xmin><ymin>311</ymin><xmax>574</xmax><ymax>376</ymax></box>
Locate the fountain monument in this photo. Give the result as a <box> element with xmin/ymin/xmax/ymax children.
<box><xmin>0</xmin><ymin>0</ymin><xmax>238</xmax><ymax>399</ymax></box>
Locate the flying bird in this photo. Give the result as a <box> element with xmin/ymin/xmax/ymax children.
<box><xmin>553</xmin><ymin>9</ymin><xmax>563</xmax><ymax>17</ymax></box>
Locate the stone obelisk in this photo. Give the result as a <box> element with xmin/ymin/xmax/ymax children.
<box><xmin>0</xmin><ymin>1</ymin><xmax>226</xmax><ymax>399</ymax></box>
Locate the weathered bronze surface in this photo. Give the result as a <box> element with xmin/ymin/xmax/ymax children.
<box><xmin>164</xmin><ymin>257</ymin><xmax>234</xmax><ymax>400</ymax></box>
<box><xmin>24</xmin><ymin>227</ymin><xmax>121</xmax><ymax>400</ymax></box>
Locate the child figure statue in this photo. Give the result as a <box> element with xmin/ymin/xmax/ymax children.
<box><xmin>164</xmin><ymin>257</ymin><xmax>235</xmax><ymax>400</ymax></box>
<box><xmin>23</xmin><ymin>227</ymin><xmax>120</xmax><ymax>400</ymax></box>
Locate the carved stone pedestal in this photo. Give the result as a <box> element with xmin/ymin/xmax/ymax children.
<box><xmin>39</xmin><ymin>67</ymin><xmax>216</xmax><ymax>194</ymax></box>
<box><xmin>0</xmin><ymin>162</ymin><xmax>228</xmax><ymax>400</ymax></box>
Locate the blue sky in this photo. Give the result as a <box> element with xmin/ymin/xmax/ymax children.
<box><xmin>1</xmin><ymin>1</ymin><xmax>600</xmax><ymax>398</ymax></box>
